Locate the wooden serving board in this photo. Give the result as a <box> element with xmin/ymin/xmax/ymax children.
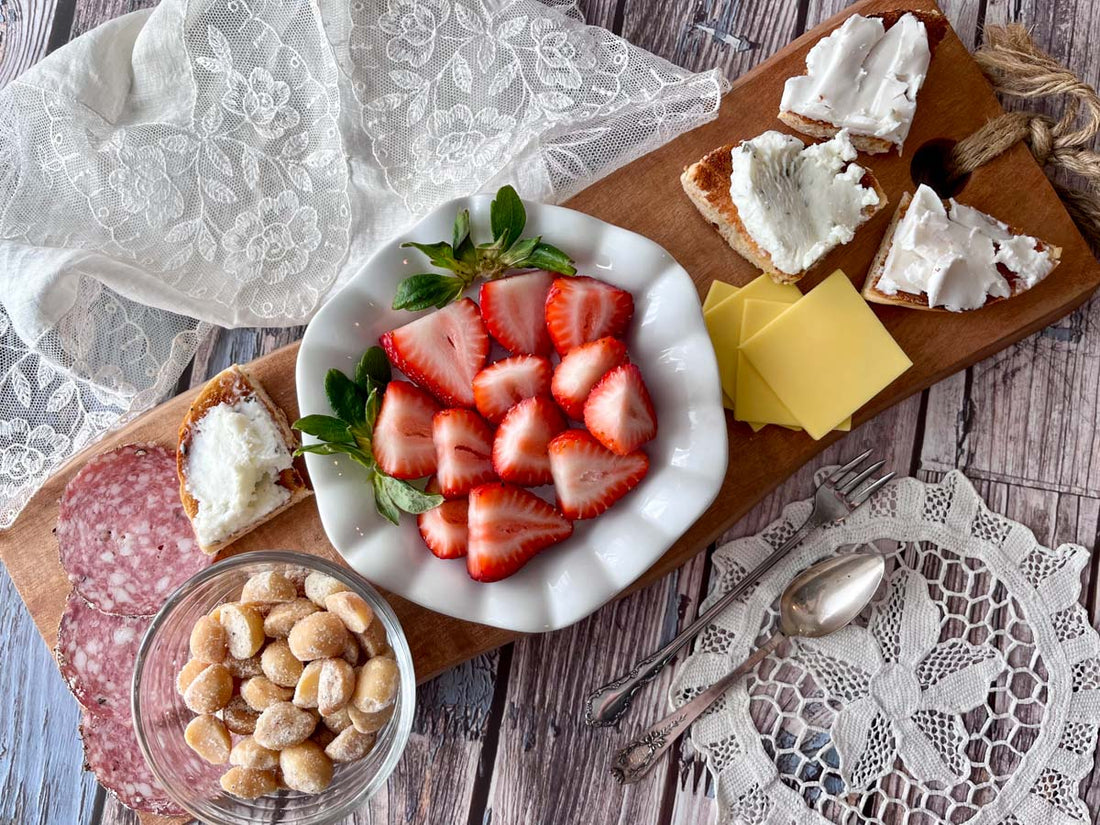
<box><xmin>2</xmin><ymin>0</ymin><xmax>1098</xmax><ymax>701</ymax></box>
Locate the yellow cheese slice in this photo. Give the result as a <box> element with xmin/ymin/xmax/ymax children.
<box><xmin>704</xmin><ymin>275</ymin><xmax>802</xmax><ymax>400</ymax></box>
<box><xmin>740</xmin><ymin>271</ymin><xmax>911</xmax><ymax>439</ymax></box>
<box><xmin>735</xmin><ymin>299</ymin><xmax>803</xmax><ymax>428</ymax></box>
<box><xmin>736</xmin><ymin>300</ymin><xmax>852</xmax><ymax>433</ymax></box>
<box><xmin>702</xmin><ymin>281</ymin><xmax>739</xmax><ymax>313</ymax></box>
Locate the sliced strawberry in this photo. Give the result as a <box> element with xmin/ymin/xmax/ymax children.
<box><xmin>380</xmin><ymin>298</ymin><xmax>489</xmax><ymax>407</ymax></box>
<box><xmin>466</xmin><ymin>483</ymin><xmax>573</xmax><ymax>582</ymax></box>
<box><xmin>417</xmin><ymin>478</ymin><xmax>468</xmax><ymax>559</ymax></box>
<box><xmin>479</xmin><ymin>271</ymin><xmax>555</xmax><ymax>355</ymax></box>
<box><xmin>583</xmin><ymin>364</ymin><xmax>657</xmax><ymax>456</ymax></box>
<box><xmin>491</xmin><ymin>396</ymin><xmax>566</xmax><ymax>486</ymax></box>
<box><xmin>548</xmin><ymin>430</ymin><xmax>649</xmax><ymax>519</ymax></box>
<box><xmin>473</xmin><ymin>355</ymin><xmax>553</xmax><ymax>424</ymax></box>
<box><xmin>371</xmin><ymin>381</ymin><xmax>440</xmax><ymax>479</ymax></box>
<box><xmin>544</xmin><ymin>276</ymin><xmax>634</xmax><ymax>356</ymax></box>
<box><xmin>550</xmin><ymin>337</ymin><xmax>629</xmax><ymax>420</ymax></box>
<box><xmin>433</xmin><ymin>409</ymin><xmax>496</xmax><ymax>498</ymax></box>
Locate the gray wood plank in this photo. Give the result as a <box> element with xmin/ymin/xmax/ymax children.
<box><xmin>0</xmin><ymin>0</ymin><xmax>61</xmax><ymax>86</ymax></box>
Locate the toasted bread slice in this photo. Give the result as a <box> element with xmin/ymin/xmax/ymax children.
<box><xmin>681</xmin><ymin>142</ymin><xmax>887</xmax><ymax>284</ymax></box>
<box><xmin>862</xmin><ymin>191</ymin><xmax>1063</xmax><ymax>311</ymax></box>
<box><xmin>177</xmin><ymin>365</ymin><xmax>311</xmax><ymax>554</ymax></box>
<box><xmin>778</xmin><ymin>10</ymin><xmax>950</xmax><ymax>155</ymax></box>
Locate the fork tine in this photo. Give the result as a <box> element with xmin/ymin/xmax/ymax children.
<box><xmin>838</xmin><ymin>460</ymin><xmax>886</xmax><ymax>495</ymax></box>
<box><xmin>827</xmin><ymin>449</ymin><xmax>873</xmax><ymax>485</ymax></box>
<box><xmin>850</xmin><ymin>472</ymin><xmax>896</xmax><ymax>507</ymax></box>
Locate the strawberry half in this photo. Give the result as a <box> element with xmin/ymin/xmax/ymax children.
<box><xmin>417</xmin><ymin>477</ymin><xmax>468</xmax><ymax>559</ymax></box>
<box><xmin>548</xmin><ymin>430</ymin><xmax>649</xmax><ymax>519</ymax></box>
<box><xmin>380</xmin><ymin>298</ymin><xmax>489</xmax><ymax>408</ymax></box>
<box><xmin>466</xmin><ymin>483</ymin><xmax>573</xmax><ymax>582</ymax></box>
<box><xmin>433</xmin><ymin>409</ymin><xmax>497</xmax><ymax>498</ymax></box>
<box><xmin>372</xmin><ymin>381</ymin><xmax>441</xmax><ymax>479</ymax></box>
<box><xmin>473</xmin><ymin>355</ymin><xmax>553</xmax><ymax>424</ymax></box>
<box><xmin>491</xmin><ymin>396</ymin><xmax>566</xmax><ymax>486</ymax></box>
<box><xmin>550</xmin><ymin>337</ymin><xmax>629</xmax><ymax>420</ymax></box>
<box><xmin>583</xmin><ymin>364</ymin><xmax>657</xmax><ymax>456</ymax></box>
<box><xmin>479</xmin><ymin>271</ymin><xmax>554</xmax><ymax>355</ymax></box>
<box><xmin>544</xmin><ymin>276</ymin><xmax>634</xmax><ymax>356</ymax></box>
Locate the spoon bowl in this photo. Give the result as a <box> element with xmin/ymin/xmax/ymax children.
<box><xmin>779</xmin><ymin>552</ymin><xmax>886</xmax><ymax>638</ymax></box>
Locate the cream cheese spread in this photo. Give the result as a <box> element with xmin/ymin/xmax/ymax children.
<box><xmin>185</xmin><ymin>398</ymin><xmax>293</xmax><ymax>546</ymax></box>
<box><xmin>877</xmin><ymin>184</ymin><xmax>1056</xmax><ymax>312</ymax></box>
<box><xmin>780</xmin><ymin>13</ymin><xmax>931</xmax><ymax>149</ymax></box>
<box><xmin>728</xmin><ymin>130</ymin><xmax>880</xmax><ymax>276</ymax></box>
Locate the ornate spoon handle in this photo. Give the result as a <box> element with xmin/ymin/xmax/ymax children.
<box><xmin>610</xmin><ymin>632</ymin><xmax>785</xmax><ymax>784</ymax></box>
<box><xmin>585</xmin><ymin>520</ymin><xmax>812</xmax><ymax>727</ymax></box>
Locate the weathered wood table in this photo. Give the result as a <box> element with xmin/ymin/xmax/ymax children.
<box><xmin>2</xmin><ymin>0</ymin><xmax>1098</xmax><ymax>822</ymax></box>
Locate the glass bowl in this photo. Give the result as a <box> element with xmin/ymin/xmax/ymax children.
<box><xmin>132</xmin><ymin>550</ymin><xmax>415</xmax><ymax>825</ymax></box>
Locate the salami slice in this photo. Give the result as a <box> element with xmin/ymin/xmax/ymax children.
<box><xmin>80</xmin><ymin>710</ymin><xmax>184</xmax><ymax>816</ymax></box>
<box><xmin>56</xmin><ymin>591</ymin><xmax>148</xmax><ymax>723</ymax></box>
<box><xmin>56</xmin><ymin>443</ymin><xmax>209</xmax><ymax>615</ymax></box>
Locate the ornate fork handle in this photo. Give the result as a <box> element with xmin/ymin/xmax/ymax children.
<box><xmin>611</xmin><ymin>633</ymin><xmax>785</xmax><ymax>783</ymax></box>
<box><xmin>585</xmin><ymin>520</ymin><xmax>814</xmax><ymax>727</ymax></box>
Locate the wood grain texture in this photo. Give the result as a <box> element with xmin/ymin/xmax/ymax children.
<box><xmin>0</xmin><ymin>0</ymin><xmax>61</xmax><ymax>86</ymax></box>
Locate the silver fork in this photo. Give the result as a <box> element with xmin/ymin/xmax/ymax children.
<box><xmin>584</xmin><ymin>450</ymin><xmax>894</xmax><ymax>727</ymax></box>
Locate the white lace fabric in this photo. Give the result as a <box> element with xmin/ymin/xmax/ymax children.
<box><xmin>0</xmin><ymin>0</ymin><xmax>726</xmax><ymax>527</ymax></box>
<box><xmin>672</xmin><ymin>470</ymin><xmax>1099</xmax><ymax>825</ymax></box>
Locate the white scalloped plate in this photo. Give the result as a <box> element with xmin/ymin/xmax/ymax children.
<box><xmin>296</xmin><ymin>196</ymin><xmax>727</xmax><ymax>632</ymax></box>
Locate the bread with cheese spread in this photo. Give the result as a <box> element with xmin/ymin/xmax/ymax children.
<box><xmin>862</xmin><ymin>188</ymin><xmax>1062</xmax><ymax>312</ymax></box>
<box><xmin>778</xmin><ymin>10</ymin><xmax>949</xmax><ymax>155</ymax></box>
<box><xmin>681</xmin><ymin>131</ymin><xmax>887</xmax><ymax>284</ymax></box>
<box><xmin>177</xmin><ymin>365</ymin><xmax>311</xmax><ymax>554</ymax></box>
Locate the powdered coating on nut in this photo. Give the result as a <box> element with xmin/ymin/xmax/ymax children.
<box><xmin>219</xmin><ymin>603</ymin><xmax>266</xmax><ymax>659</ymax></box>
<box><xmin>325</xmin><ymin>591</ymin><xmax>375</xmax><ymax>634</ymax></box>
<box><xmin>323</xmin><ymin>705</ymin><xmax>353</xmax><ymax>733</ymax></box>
<box><xmin>252</xmin><ymin>701</ymin><xmax>317</xmax><ymax>750</ymax></box>
<box><xmin>325</xmin><ymin>726</ymin><xmax>377</xmax><ymax>763</ymax></box>
<box><xmin>260</xmin><ymin>638</ymin><xmax>304</xmax><ymax>688</ymax></box>
<box><xmin>224</xmin><ymin>654</ymin><xmax>263</xmax><ymax>680</ymax></box>
<box><xmin>355</xmin><ymin>618</ymin><xmax>390</xmax><ymax>659</ymax></box>
<box><xmin>229</xmin><ymin>736</ymin><xmax>279</xmax><ymax>771</ymax></box>
<box><xmin>240</xmin><ymin>571</ymin><xmax>298</xmax><ymax>605</ymax></box>
<box><xmin>303</xmin><ymin>572</ymin><xmax>349</xmax><ymax>608</ymax></box>
<box><xmin>220</xmin><ymin>766</ymin><xmax>277</xmax><ymax>799</ymax></box>
<box><xmin>185</xmin><ymin>714</ymin><xmax>231</xmax><ymax>764</ymax></box>
<box><xmin>347</xmin><ymin>703</ymin><xmax>394</xmax><ymax>735</ymax></box>
<box><xmin>177</xmin><ymin>658</ymin><xmax>207</xmax><ymax>696</ymax></box>
<box><xmin>184</xmin><ymin>663</ymin><xmax>233</xmax><ymax>714</ymax></box>
<box><xmin>279</xmin><ymin>741</ymin><xmax>333</xmax><ymax>794</ymax></box>
<box><xmin>263</xmin><ymin>599</ymin><xmax>319</xmax><ymax>639</ymax></box>
<box><xmin>317</xmin><ymin>658</ymin><xmax>356</xmax><ymax>717</ymax></box>
<box><xmin>189</xmin><ymin>615</ymin><xmax>228</xmax><ymax>664</ymax></box>
<box><xmin>287</xmin><ymin>612</ymin><xmax>350</xmax><ymax>661</ymax></box>
<box><xmin>222</xmin><ymin>694</ymin><xmax>260</xmax><ymax>735</ymax></box>
<box><xmin>240</xmin><ymin>676</ymin><xmax>293</xmax><ymax>712</ymax></box>
<box><xmin>352</xmin><ymin>656</ymin><xmax>399</xmax><ymax>713</ymax></box>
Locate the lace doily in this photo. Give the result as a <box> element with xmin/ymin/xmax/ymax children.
<box><xmin>0</xmin><ymin>0</ymin><xmax>726</xmax><ymax>526</ymax></box>
<box><xmin>672</xmin><ymin>470</ymin><xmax>1099</xmax><ymax>825</ymax></box>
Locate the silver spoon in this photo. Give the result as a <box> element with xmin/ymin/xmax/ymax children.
<box><xmin>610</xmin><ymin>551</ymin><xmax>886</xmax><ymax>784</ymax></box>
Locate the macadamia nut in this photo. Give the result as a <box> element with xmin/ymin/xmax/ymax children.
<box><xmin>185</xmin><ymin>714</ymin><xmax>231</xmax><ymax>764</ymax></box>
<box><xmin>288</xmin><ymin>612</ymin><xmax>349</xmax><ymax>661</ymax></box>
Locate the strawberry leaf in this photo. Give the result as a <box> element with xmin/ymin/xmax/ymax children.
<box><xmin>499</xmin><ymin>235</ymin><xmax>540</xmax><ymax>267</ymax></box>
<box><xmin>325</xmin><ymin>369</ymin><xmax>368</xmax><ymax>426</ymax></box>
<box><xmin>354</xmin><ymin>346</ymin><xmax>391</xmax><ymax>390</ymax></box>
<box><xmin>519</xmin><ymin>242</ymin><xmax>576</xmax><ymax>275</ymax></box>
<box><xmin>372</xmin><ymin>473</ymin><xmax>401</xmax><ymax>524</ymax></box>
<box><xmin>452</xmin><ymin>208</ymin><xmax>470</xmax><ymax>251</ymax></box>
<box><xmin>294</xmin><ymin>441</ymin><xmax>375</xmax><ymax>472</ymax></box>
<box><xmin>490</xmin><ymin>185</ymin><xmax>526</xmax><ymax>248</ymax></box>
<box><xmin>392</xmin><ymin>273</ymin><xmax>467</xmax><ymax>311</ymax></box>
<box><xmin>375</xmin><ymin>474</ymin><xmax>444</xmax><ymax>514</ymax></box>
<box><xmin>400</xmin><ymin>241</ymin><xmax>459</xmax><ymax>271</ymax></box>
<box><xmin>293</xmin><ymin>414</ymin><xmax>353</xmax><ymax>443</ymax></box>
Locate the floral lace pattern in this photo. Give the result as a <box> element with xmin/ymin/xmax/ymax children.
<box><xmin>0</xmin><ymin>0</ymin><xmax>725</xmax><ymax>527</ymax></box>
<box><xmin>672</xmin><ymin>471</ymin><xmax>1099</xmax><ymax>825</ymax></box>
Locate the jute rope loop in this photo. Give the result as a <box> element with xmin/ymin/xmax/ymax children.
<box><xmin>947</xmin><ymin>24</ymin><xmax>1100</xmax><ymax>244</ymax></box>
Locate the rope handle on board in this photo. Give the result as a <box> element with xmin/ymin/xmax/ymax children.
<box><xmin>947</xmin><ymin>24</ymin><xmax>1100</xmax><ymax>245</ymax></box>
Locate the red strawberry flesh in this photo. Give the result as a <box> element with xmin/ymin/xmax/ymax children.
<box><xmin>380</xmin><ymin>298</ymin><xmax>489</xmax><ymax>407</ymax></box>
<box><xmin>544</xmin><ymin>276</ymin><xmax>634</xmax><ymax>356</ymax></box>
<box><xmin>432</xmin><ymin>409</ymin><xmax>497</xmax><ymax>498</ymax></box>
<box><xmin>550</xmin><ymin>337</ymin><xmax>629</xmax><ymax>420</ymax></box>
<box><xmin>417</xmin><ymin>478</ymin><xmax>469</xmax><ymax>559</ymax></box>
<box><xmin>473</xmin><ymin>355</ymin><xmax>553</xmax><ymax>424</ymax></box>
<box><xmin>583</xmin><ymin>364</ymin><xmax>657</xmax><ymax>456</ymax></box>
<box><xmin>466</xmin><ymin>483</ymin><xmax>573</xmax><ymax>582</ymax></box>
<box><xmin>371</xmin><ymin>380</ymin><xmax>440</xmax><ymax>479</ymax></box>
<box><xmin>547</xmin><ymin>430</ymin><xmax>649</xmax><ymax>519</ymax></box>
<box><xmin>491</xmin><ymin>396</ymin><xmax>566</xmax><ymax>486</ymax></box>
<box><xmin>479</xmin><ymin>271</ymin><xmax>555</xmax><ymax>355</ymax></box>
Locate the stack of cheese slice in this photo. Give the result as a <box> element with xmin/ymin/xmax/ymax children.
<box><xmin>703</xmin><ymin>271</ymin><xmax>912</xmax><ymax>439</ymax></box>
